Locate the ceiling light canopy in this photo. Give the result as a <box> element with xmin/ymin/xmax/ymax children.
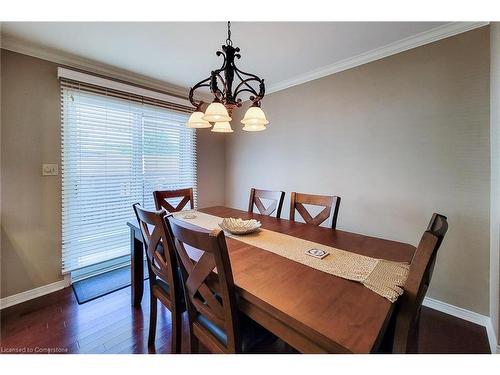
<box><xmin>187</xmin><ymin>22</ymin><xmax>268</xmax><ymax>133</ymax></box>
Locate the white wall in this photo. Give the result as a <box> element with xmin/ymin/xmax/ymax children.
<box><xmin>225</xmin><ymin>27</ymin><xmax>491</xmax><ymax>315</ymax></box>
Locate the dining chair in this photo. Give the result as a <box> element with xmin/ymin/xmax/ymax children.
<box><xmin>166</xmin><ymin>216</ymin><xmax>273</xmax><ymax>353</ymax></box>
<box><xmin>248</xmin><ymin>188</ymin><xmax>285</xmax><ymax>218</ymax></box>
<box><xmin>289</xmin><ymin>192</ymin><xmax>341</xmax><ymax>229</ymax></box>
<box><xmin>132</xmin><ymin>203</ymin><xmax>185</xmax><ymax>353</ymax></box>
<box><xmin>380</xmin><ymin>213</ymin><xmax>448</xmax><ymax>354</ymax></box>
<box><xmin>153</xmin><ymin>188</ymin><xmax>194</xmax><ymax>213</ymax></box>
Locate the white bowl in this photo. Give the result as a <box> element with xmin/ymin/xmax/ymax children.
<box><xmin>219</xmin><ymin>218</ymin><xmax>262</xmax><ymax>235</ymax></box>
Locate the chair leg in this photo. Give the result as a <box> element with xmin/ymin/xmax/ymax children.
<box><xmin>171</xmin><ymin>309</ymin><xmax>182</xmax><ymax>354</ymax></box>
<box><xmin>411</xmin><ymin>314</ymin><xmax>421</xmax><ymax>354</ymax></box>
<box><xmin>148</xmin><ymin>294</ymin><xmax>158</xmax><ymax>346</ymax></box>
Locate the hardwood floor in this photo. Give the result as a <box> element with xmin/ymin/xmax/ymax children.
<box><xmin>0</xmin><ymin>281</ymin><xmax>491</xmax><ymax>354</ymax></box>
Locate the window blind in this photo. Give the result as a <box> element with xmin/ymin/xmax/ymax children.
<box><xmin>60</xmin><ymin>79</ymin><xmax>196</xmax><ymax>273</ymax></box>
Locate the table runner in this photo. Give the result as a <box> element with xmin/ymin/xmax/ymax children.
<box><xmin>173</xmin><ymin>211</ymin><xmax>409</xmax><ymax>302</ymax></box>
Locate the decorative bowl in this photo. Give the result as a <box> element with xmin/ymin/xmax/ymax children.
<box><xmin>219</xmin><ymin>218</ymin><xmax>262</xmax><ymax>235</ymax></box>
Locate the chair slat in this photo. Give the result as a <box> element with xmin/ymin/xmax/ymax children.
<box><xmin>248</xmin><ymin>188</ymin><xmax>285</xmax><ymax>218</ymax></box>
<box><xmin>154</xmin><ymin>188</ymin><xmax>194</xmax><ymax>213</ymax></box>
<box><xmin>290</xmin><ymin>192</ymin><xmax>341</xmax><ymax>229</ymax></box>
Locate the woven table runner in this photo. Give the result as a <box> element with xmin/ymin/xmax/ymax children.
<box><xmin>173</xmin><ymin>211</ymin><xmax>409</xmax><ymax>302</ymax></box>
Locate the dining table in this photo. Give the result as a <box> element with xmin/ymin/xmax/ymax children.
<box><xmin>126</xmin><ymin>206</ymin><xmax>415</xmax><ymax>353</ymax></box>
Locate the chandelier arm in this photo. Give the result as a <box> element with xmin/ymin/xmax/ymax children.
<box><xmin>233</xmin><ymin>64</ymin><xmax>263</xmax><ymax>82</ymax></box>
<box><xmin>233</xmin><ymin>80</ymin><xmax>260</xmax><ymax>99</ymax></box>
<box><xmin>208</xmin><ymin>49</ymin><xmax>229</xmax><ymax>101</ymax></box>
<box><xmin>188</xmin><ymin>77</ymin><xmax>211</xmax><ymax>107</ymax></box>
<box><xmin>215</xmin><ymin>50</ymin><xmax>227</xmax><ymax>71</ymax></box>
<box><xmin>233</xmin><ymin>74</ymin><xmax>260</xmax><ymax>93</ymax></box>
<box><xmin>233</xmin><ymin>70</ymin><xmax>264</xmax><ymax>103</ymax></box>
<box><xmin>233</xmin><ymin>88</ymin><xmax>260</xmax><ymax>100</ymax></box>
<box><xmin>243</xmin><ymin>72</ymin><xmax>265</xmax><ymax>103</ymax></box>
<box><xmin>213</xmin><ymin>89</ymin><xmax>224</xmax><ymax>101</ymax></box>
<box><xmin>212</xmin><ymin>72</ymin><xmax>227</xmax><ymax>100</ymax></box>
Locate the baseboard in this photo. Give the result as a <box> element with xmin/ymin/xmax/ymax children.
<box><xmin>423</xmin><ymin>297</ymin><xmax>498</xmax><ymax>354</ymax></box>
<box><xmin>423</xmin><ymin>297</ymin><xmax>490</xmax><ymax>326</ymax></box>
<box><xmin>0</xmin><ymin>275</ymin><xmax>71</xmax><ymax>310</ymax></box>
<box><xmin>486</xmin><ymin>319</ymin><xmax>499</xmax><ymax>355</ymax></box>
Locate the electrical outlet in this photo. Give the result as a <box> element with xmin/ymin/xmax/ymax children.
<box><xmin>42</xmin><ymin>164</ymin><xmax>58</xmax><ymax>176</ymax></box>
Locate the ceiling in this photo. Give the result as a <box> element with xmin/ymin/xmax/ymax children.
<box><xmin>1</xmin><ymin>22</ymin><xmax>471</xmax><ymax>95</ymax></box>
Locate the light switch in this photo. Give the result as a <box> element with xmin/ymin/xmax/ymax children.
<box><xmin>42</xmin><ymin>164</ymin><xmax>58</xmax><ymax>176</ymax></box>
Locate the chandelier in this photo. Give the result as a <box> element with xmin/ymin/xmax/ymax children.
<box><xmin>187</xmin><ymin>22</ymin><xmax>269</xmax><ymax>133</ymax></box>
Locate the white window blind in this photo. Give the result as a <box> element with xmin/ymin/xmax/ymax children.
<box><xmin>61</xmin><ymin>82</ymin><xmax>196</xmax><ymax>273</ymax></box>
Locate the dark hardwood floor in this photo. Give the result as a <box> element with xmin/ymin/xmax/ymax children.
<box><xmin>0</xmin><ymin>281</ymin><xmax>491</xmax><ymax>354</ymax></box>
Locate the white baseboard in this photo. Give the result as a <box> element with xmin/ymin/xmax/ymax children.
<box><xmin>423</xmin><ymin>297</ymin><xmax>490</xmax><ymax>326</ymax></box>
<box><xmin>0</xmin><ymin>275</ymin><xmax>71</xmax><ymax>310</ymax></box>
<box><xmin>423</xmin><ymin>297</ymin><xmax>498</xmax><ymax>354</ymax></box>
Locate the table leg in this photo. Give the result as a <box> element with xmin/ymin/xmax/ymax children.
<box><xmin>130</xmin><ymin>228</ymin><xmax>144</xmax><ymax>307</ymax></box>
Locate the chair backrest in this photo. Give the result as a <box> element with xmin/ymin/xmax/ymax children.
<box><xmin>248</xmin><ymin>188</ymin><xmax>285</xmax><ymax>218</ymax></box>
<box><xmin>289</xmin><ymin>192</ymin><xmax>341</xmax><ymax>228</ymax></box>
<box><xmin>153</xmin><ymin>188</ymin><xmax>194</xmax><ymax>213</ymax></box>
<box><xmin>132</xmin><ymin>204</ymin><xmax>181</xmax><ymax>301</ymax></box>
<box><xmin>392</xmin><ymin>213</ymin><xmax>448</xmax><ymax>353</ymax></box>
<box><xmin>166</xmin><ymin>216</ymin><xmax>241</xmax><ymax>353</ymax></box>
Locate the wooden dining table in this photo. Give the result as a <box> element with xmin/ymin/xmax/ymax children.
<box><xmin>127</xmin><ymin>206</ymin><xmax>415</xmax><ymax>353</ymax></box>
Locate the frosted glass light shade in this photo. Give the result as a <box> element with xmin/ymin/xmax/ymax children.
<box><xmin>202</xmin><ymin>102</ymin><xmax>232</xmax><ymax>122</ymax></box>
<box><xmin>242</xmin><ymin>123</ymin><xmax>266</xmax><ymax>132</ymax></box>
<box><xmin>187</xmin><ymin>111</ymin><xmax>211</xmax><ymax>128</ymax></box>
<box><xmin>241</xmin><ymin>106</ymin><xmax>269</xmax><ymax>125</ymax></box>
<box><xmin>211</xmin><ymin>122</ymin><xmax>234</xmax><ymax>133</ymax></box>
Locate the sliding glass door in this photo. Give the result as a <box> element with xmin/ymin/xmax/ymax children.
<box><xmin>60</xmin><ymin>87</ymin><xmax>195</xmax><ymax>274</ymax></box>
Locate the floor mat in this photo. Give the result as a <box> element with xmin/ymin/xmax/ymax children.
<box><xmin>72</xmin><ymin>262</ymin><xmax>148</xmax><ymax>304</ymax></box>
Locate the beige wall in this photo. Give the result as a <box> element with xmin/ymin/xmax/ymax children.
<box><xmin>226</xmin><ymin>27</ymin><xmax>491</xmax><ymax>315</ymax></box>
<box><xmin>490</xmin><ymin>22</ymin><xmax>500</xmax><ymax>340</ymax></box>
<box><xmin>1</xmin><ymin>50</ymin><xmax>63</xmax><ymax>298</ymax></box>
<box><xmin>197</xmin><ymin>130</ymin><xmax>225</xmax><ymax>208</ymax></box>
<box><xmin>0</xmin><ymin>49</ymin><xmax>225</xmax><ymax>298</ymax></box>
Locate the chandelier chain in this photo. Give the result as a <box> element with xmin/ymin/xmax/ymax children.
<box><xmin>226</xmin><ymin>21</ymin><xmax>232</xmax><ymax>46</ymax></box>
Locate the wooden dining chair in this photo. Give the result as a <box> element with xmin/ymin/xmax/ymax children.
<box><xmin>289</xmin><ymin>192</ymin><xmax>341</xmax><ymax>229</ymax></box>
<box><xmin>132</xmin><ymin>203</ymin><xmax>185</xmax><ymax>353</ymax></box>
<box><xmin>380</xmin><ymin>213</ymin><xmax>448</xmax><ymax>354</ymax></box>
<box><xmin>248</xmin><ymin>188</ymin><xmax>285</xmax><ymax>218</ymax></box>
<box><xmin>166</xmin><ymin>216</ymin><xmax>273</xmax><ymax>353</ymax></box>
<box><xmin>153</xmin><ymin>188</ymin><xmax>194</xmax><ymax>213</ymax></box>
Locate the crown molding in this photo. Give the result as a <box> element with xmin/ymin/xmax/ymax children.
<box><xmin>267</xmin><ymin>22</ymin><xmax>490</xmax><ymax>94</ymax></box>
<box><xmin>0</xmin><ymin>33</ymin><xmax>213</xmax><ymax>102</ymax></box>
